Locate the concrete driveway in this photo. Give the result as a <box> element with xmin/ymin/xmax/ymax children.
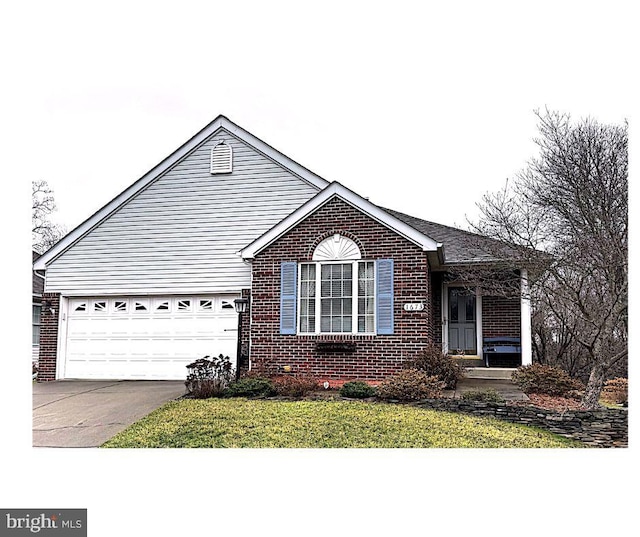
<box><xmin>33</xmin><ymin>380</ymin><xmax>186</xmax><ymax>448</ymax></box>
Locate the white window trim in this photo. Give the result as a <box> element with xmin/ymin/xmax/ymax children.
<box><xmin>32</xmin><ymin>302</ymin><xmax>42</xmax><ymax>347</ymax></box>
<box><xmin>297</xmin><ymin>260</ymin><xmax>376</xmax><ymax>336</ymax></box>
<box><xmin>92</xmin><ymin>300</ymin><xmax>108</xmax><ymax>313</ymax></box>
<box><xmin>112</xmin><ymin>299</ymin><xmax>129</xmax><ymax>313</ymax></box>
<box><xmin>197</xmin><ymin>298</ymin><xmax>214</xmax><ymax>312</ymax></box>
<box><xmin>441</xmin><ymin>283</ymin><xmax>483</xmax><ymax>357</ymax></box>
<box><xmin>176</xmin><ymin>298</ymin><xmax>193</xmax><ymax>312</ymax></box>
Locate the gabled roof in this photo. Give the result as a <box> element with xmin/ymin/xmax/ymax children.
<box><xmin>34</xmin><ymin>115</ymin><xmax>329</xmax><ymax>271</ymax></box>
<box><xmin>240</xmin><ymin>182</ymin><xmax>443</xmax><ymax>259</ymax></box>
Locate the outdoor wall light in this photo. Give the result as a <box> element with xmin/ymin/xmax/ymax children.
<box><xmin>233</xmin><ymin>298</ymin><xmax>249</xmax><ymax>314</ymax></box>
<box><xmin>233</xmin><ymin>298</ymin><xmax>249</xmax><ymax>381</ymax></box>
<box><xmin>42</xmin><ymin>300</ymin><xmax>55</xmax><ymax>315</ymax></box>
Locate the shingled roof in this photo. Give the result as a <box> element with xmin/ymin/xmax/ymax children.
<box><xmin>381</xmin><ymin>207</ymin><xmax>516</xmax><ymax>265</ymax></box>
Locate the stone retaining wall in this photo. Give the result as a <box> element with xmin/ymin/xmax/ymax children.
<box><xmin>415</xmin><ymin>399</ymin><xmax>628</xmax><ymax>448</ymax></box>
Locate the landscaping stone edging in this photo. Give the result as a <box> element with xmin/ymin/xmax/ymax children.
<box><xmin>414</xmin><ymin>398</ymin><xmax>628</xmax><ymax>448</ymax></box>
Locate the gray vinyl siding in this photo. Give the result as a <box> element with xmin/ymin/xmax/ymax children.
<box><xmin>45</xmin><ymin>129</ymin><xmax>320</xmax><ymax>295</ymax></box>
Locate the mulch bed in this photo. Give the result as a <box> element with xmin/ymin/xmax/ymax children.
<box><xmin>508</xmin><ymin>393</ymin><xmax>585</xmax><ymax>411</ymax></box>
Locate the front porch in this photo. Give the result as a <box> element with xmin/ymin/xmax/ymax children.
<box><xmin>434</xmin><ymin>268</ymin><xmax>533</xmax><ymax>370</ymax></box>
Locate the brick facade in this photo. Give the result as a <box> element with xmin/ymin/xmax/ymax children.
<box><xmin>431</xmin><ymin>272</ymin><xmax>444</xmax><ymax>347</ymax></box>
<box><xmin>482</xmin><ymin>295</ymin><xmax>521</xmax><ymax>338</ymax></box>
<box><xmin>249</xmin><ymin>197</ymin><xmax>433</xmax><ymax>382</ymax></box>
<box><xmin>239</xmin><ymin>288</ymin><xmax>251</xmax><ymax>373</ymax></box>
<box><xmin>37</xmin><ymin>292</ymin><xmax>60</xmax><ymax>381</ymax></box>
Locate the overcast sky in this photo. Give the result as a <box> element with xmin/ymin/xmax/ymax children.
<box><xmin>4</xmin><ymin>1</ymin><xmax>637</xmax><ymax>533</ymax></box>
<box><xmin>8</xmin><ymin>0</ymin><xmax>634</xmax><ymax>237</ymax></box>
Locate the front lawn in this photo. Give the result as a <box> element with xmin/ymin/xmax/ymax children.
<box><xmin>102</xmin><ymin>399</ymin><xmax>581</xmax><ymax>448</ymax></box>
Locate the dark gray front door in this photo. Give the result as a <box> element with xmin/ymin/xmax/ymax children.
<box><xmin>448</xmin><ymin>287</ymin><xmax>477</xmax><ymax>354</ymax></box>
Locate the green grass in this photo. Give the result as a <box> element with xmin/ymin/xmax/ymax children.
<box><xmin>102</xmin><ymin>398</ymin><xmax>582</xmax><ymax>448</ymax></box>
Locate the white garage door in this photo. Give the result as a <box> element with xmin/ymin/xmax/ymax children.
<box><xmin>63</xmin><ymin>295</ymin><xmax>239</xmax><ymax>380</ymax></box>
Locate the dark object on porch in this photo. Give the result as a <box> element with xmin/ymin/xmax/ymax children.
<box><xmin>482</xmin><ymin>337</ymin><xmax>521</xmax><ymax>368</ymax></box>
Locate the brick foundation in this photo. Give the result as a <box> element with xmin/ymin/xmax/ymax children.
<box><xmin>37</xmin><ymin>293</ymin><xmax>60</xmax><ymax>381</ymax></box>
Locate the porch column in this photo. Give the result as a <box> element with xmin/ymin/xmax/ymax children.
<box><xmin>520</xmin><ymin>269</ymin><xmax>532</xmax><ymax>366</ymax></box>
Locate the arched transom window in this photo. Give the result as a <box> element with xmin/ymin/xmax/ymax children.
<box><xmin>313</xmin><ymin>234</ymin><xmax>361</xmax><ymax>261</ymax></box>
<box><xmin>298</xmin><ymin>234</ymin><xmax>375</xmax><ymax>334</ymax></box>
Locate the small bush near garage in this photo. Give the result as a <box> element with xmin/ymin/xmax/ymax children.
<box><xmin>461</xmin><ymin>388</ymin><xmax>505</xmax><ymax>404</ymax></box>
<box><xmin>225</xmin><ymin>377</ymin><xmax>277</xmax><ymax>398</ymax></box>
<box><xmin>511</xmin><ymin>363</ymin><xmax>584</xmax><ymax>397</ymax></box>
<box><xmin>601</xmin><ymin>378</ymin><xmax>628</xmax><ymax>406</ymax></box>
<box><xmin>185</xmin><ymin>354</ymin><xmax>234</xmax><ymax>399</ymax></box>
<box><xmin>339</xmin><ymin>381</ymin><xmax>376</xmax><ymax>399</ymax></box>
<box><xmin>407</xmin><ymin>343</ymin><xmax>464</xmax><ymax>389</ymax></box>
<box><xmin>377</xmin><ymin>369</ymin><xmax>445</xmax><ymax>402</ymax></box>
<box><xmin>270</xmin><ymin>374</ymin><xmax>320</xmax><ymax>397</ymax></box>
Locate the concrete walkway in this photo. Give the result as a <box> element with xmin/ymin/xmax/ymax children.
<box><xmin>33</xmin><ymin>380</ymin><xmax>186</xmax><ymax>448</ymax></box>
<box><xmin>445</xmin><ymin>378</ymin><xmax>529</xmax><ymax>401</ymax></box>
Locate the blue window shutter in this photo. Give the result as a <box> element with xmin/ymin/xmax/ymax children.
<box><xmin>376</xmin><ymin>259</ymin><xmax>394</xmax><ymax>335</ymax></box>
<box><xmin>280</xmin><ymin>262</ymin><xmax>298</xmax><ymax>335</ymax></box>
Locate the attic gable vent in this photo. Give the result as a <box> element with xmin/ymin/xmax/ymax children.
<box><xmin>210</xmin><ymin>141</ymin><xmax>233</xmax><ymax>174</ymax></box>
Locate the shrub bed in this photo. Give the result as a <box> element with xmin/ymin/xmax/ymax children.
<box><xmin>601</xmin><ymin>377</ymin><xmax>628</xmax><ymax>405</ymax></box>
<box><xmin>225</xmin><ymin>377</ymin><xmax>277</xmax><ymax>398</ymax></box>
<box><xmin>185</xmin><ymin>354</ymin><xmax>234</xmax><ymax>398</ymax></box>
<box><xmin>377</xmin><ymin>369</ymin><xmax>445</xmax><ymax>401</ymax></box>
<box><xmin>407</xmin><ymin>343</ymin><xmax>464</xmax><ymax>389</ymax></box>
<box><xmin>511</xmin><ymin>363</ymin><xmax>584</xmax><ymax>396</ymax></box>
<box><xmin>270</xmin><ymin>374</ymin><xmax>320</xmax><ymax>397</ymax></box>
<box><xmin>339</xmin><ymin>381</ymin><xmax>376</xmax><ymax>399</ymax></box>
<box><xmin>461</xmin><ymin>389</ymin><xmax>505</xmax><ymax>403</ymax></box>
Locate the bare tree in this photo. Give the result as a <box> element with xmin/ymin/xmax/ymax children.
<box><xmin>32</xmin><ymin>180</ymin><xmax>66</xmax><ymax>253</ymax></box>
<box><xmin>468</xmin><ymin>109</ymin><xmax>627</xmax><ymax>409</ymax></box>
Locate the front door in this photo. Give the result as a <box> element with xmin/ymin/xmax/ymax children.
<box><xmin>448</xmin><ymin>287</ymin><xmax>477</xmax><ymax>354</ymax></box>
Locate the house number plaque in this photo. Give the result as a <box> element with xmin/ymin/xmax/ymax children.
<box><xmin>403</xmin><ymin>303</ymin><xmax>425</xmax><ymax>311</ymax></box>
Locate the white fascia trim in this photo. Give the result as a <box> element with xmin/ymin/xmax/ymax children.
<box><xmin>240</xmin><ymin>182</ymin><xmax>441</xmax><ymax>259</ymax></box>
<box><xmin>34</xmin><ymin>115</ymin><xmax>329</xmax><ymax>271</ymax></box>
<box><xmin>219</xmin><ymin>119</ymin><xmax>329</xmax><ymax>190</ymax></box>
